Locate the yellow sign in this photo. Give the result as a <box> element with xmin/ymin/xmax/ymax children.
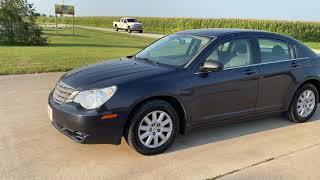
<box><xmin>55</xmin><ymin>4</ymin><xmax>75</xmax><ymax>15</ymax></box>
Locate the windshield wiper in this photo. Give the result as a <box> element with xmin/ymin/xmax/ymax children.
<box><xmin>137</xmin><ymin>57</ymin><xmax>160</xmax><ymax>65</ymax></box>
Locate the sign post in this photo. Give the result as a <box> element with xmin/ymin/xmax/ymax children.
<box><xmin>55</xmin><ymin>4</ymin><xmax>75</xmax><ymax>35</ymax></box>
<box><xmin>55</xmin><ymin>14</ymin><xmax>57</xmax><ymax>34</ymax></box>
<box><xmin>72</xmin><ymin>14</ymin><xmax>74</xmax><ymax>35</ymax></box>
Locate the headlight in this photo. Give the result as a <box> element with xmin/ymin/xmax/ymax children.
<box><xmin>73</xmin><ymin>86</ymin><xmax>117</xmax><ymax>110</ymax></box>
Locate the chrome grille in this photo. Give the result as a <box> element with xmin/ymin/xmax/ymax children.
<box><xmin>134</xmin><ymin>24</ymin><xmax>142</xmax><ymax>29</ymax></box>
<box><xmin>53</xmin><ymin>81</ymin><xmax>75</xmax><ymax>104</ymax></box>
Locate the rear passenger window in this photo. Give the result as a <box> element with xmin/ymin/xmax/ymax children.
<box><xmin>258</xmin><ymin>39</ymin><xmax>294</xmax><ymax>63</ymax></box>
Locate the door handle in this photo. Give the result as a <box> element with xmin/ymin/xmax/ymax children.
<box><xmin>243</xmin><ymin>69</ymin><xmax>257</xmax><ymax>75</ymax></box>
<box><xmin>289</xmin><ymin>62</ymin><xmax>301</xmax><ymax>68</ymax></box>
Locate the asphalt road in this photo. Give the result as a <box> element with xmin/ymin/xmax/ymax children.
<box><xmin>42</xmin><ymin>24</ymin><xmax>165</xmax><ymax>39</ymax></box>
<box><xmin>74</xmin><ymin>25</ymin><xmax>165</xmax><ymax>39</ymax></box>
<box><xmin>1</xmin><ymin>73</ymin><xmax>320</xmax><ymax>180</ymax></box>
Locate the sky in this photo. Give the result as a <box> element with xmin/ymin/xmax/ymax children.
<box><xmin>29</xmin><ymin>0</ymin><xmax>320</xmax><ymax>21</ymax></box>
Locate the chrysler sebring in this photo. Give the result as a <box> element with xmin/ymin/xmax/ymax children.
<box><xmin>48</xmin><ymin>29</ymin><xmax>320</xmax><ymax>155</ymax></box>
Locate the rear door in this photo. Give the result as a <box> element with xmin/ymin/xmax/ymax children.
<box><xmin>118</xmin><ymin>19</ymin><xmax>122</xmax><ymax>28</ymax></box>
<box><xmin>255</xmin><ymin>37</ymin><xmax>310</xmax><ymax>113</ymax></box>
<box><xmin>122</xmin><ymin>19</ymin><xmax>128</xmax><ymax>29</ymax></box>
<box><xmin>119</xmin><ymin>18</ymin><xmax>125</xmax><ymax>29</ymax></box>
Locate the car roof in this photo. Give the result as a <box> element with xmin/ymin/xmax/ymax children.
<box><xmin>177</xmin><ymin>28</ymin><xmax>317</xmax><ymax>58</ymax></box>
<box><xmin>176</xmin><ymin>28</ymin><xmax>278</xmax><ymax>38</ymax></box>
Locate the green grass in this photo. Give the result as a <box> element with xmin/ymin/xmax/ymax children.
<box><xmin>0</xmin><ymin>27</ymin><xmax>319</xmax><ymax>75</ymax></box>
<box><xmin>0</xmin><ymin>28</ymin><xmax>155</xmax><ymax>75</ymax></box>
<box><xmin>304</xmin><ymin>42</ymin><xmax>320</xmax><ymax>50</ymax></box>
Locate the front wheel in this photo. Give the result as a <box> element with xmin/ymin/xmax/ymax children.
<box><xmin>139</xmin><ymin>30</ymin><xmax>143</xmax><ymax>33</ymax></box>
<box><xmin>128</xmin><ymin>27</ymin><xmax>132</xmax><ymax>33</ymax></box>
<box><xmin>125</xmin><ymin>100</ymin><xmax>179</xmax><ymax>155</ymax></box>
<box><xmin>114</xmin><ymin>26</ymin><xmax>118</xmax><ymax>31</ymax></box>
<box><xmin>287</xmin><ymin>84</ymin><xmax>318</xmax><ymax>123</ymax></box>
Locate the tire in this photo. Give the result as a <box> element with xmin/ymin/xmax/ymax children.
<box><xmin>287</xmin><ymin>84</ymin><xmax>318</xmax><ymax>123</ymax></box>
<box><xmin>125</xmin><ymin>100</ymin><xmax>179</xmax><ymax>155</ymax></box>
<box><xmin>139</xmin><ymin>30</ymin><xmax>143</xmax><ymax>33</ymax></box>
<box><xmin>115</xmin><ymin>26</ymin><xmax>118</xmax><ymax>31</ymax></box>
<box><xmin>128</xmin><ymin>27</ymin><xmax>132</xmax><ymax>33</ymax></box>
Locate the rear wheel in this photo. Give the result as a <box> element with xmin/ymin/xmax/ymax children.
<box><xmin>128</xmin><ymin>27</ymin><xmax>132</xmax><ymax>33</ymax></box>
<box><xmin>125</xmin><ymin>100</ymin><xmax>179</xmax><ymax>155</ymax></box>
<box><xmin>139</xmin><ymin>30</ymin><xmax>143</xmax><ymax>33</ymax></box>
<box><xmin>287</xmin><ymin>84</ymin><xmax>318</xmax><ymax>123</ymax></box>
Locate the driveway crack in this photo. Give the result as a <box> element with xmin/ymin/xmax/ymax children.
<box><xmin>207</xmin><ymin>142</ymin><xmax>320</xmax><ymax>180</ymax></box>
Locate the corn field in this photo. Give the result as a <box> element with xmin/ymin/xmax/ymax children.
<box><xmin>37</xmin><ymin>16</ymin><xmax>320</xmax><ymax>42</ymax></box>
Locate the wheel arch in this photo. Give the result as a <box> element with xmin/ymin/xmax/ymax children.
<box><xmin>287</xmin><ymin>78</ymin><xmax>320</xmax><ymax>108</ymax></box>
<box><xmin>125</xmin><ymin>95</ymin><xmax>188</xmax><ymax>135</ymax></box>
<box><xmin>297</xmin><ymin>78</ymin><xmax>320</xmax><ymax>99</ymax></box>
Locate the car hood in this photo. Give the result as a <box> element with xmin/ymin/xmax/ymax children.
<box><xmin>60</xmin><ymin>58</ymin><xmax>171</xmax><ymax>90</ymax></box>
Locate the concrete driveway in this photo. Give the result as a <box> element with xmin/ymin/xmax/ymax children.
<box><xmin>1</xmin><ymin>73</ymin><xmax>320</xmax><ymax>180</ymax></box>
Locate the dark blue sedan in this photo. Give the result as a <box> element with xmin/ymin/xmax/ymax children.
<box><xmin>48</xmin><ymin>29</ymin><xmax>320</xmax><ymax>155</ymax></box>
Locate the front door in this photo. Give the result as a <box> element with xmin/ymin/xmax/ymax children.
<box><xmin>187</xmin><ymin>38</ymin><xmax>260</xmax><ymax>125</ymax></box>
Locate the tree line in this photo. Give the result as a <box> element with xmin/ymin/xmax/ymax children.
<box><xmin>0</xmin><ymin>0</ymin><xmax>47</xmax><ymax>45</ymax></box>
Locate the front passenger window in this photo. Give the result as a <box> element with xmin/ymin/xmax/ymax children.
<box><xmin>206</xmin><ymin>39</ymin><xmax>252</xmax><ymax>69</ymax></box>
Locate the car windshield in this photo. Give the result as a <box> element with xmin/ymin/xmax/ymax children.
<box><xmin>135</xmin><ymin>34</ymin><xmax>211</xmax><ymax>66</ymax></box>
<box><xmin>127</xmin><ymin>19</ymin><xmax>137</xmax><ymax>22</ymax></box>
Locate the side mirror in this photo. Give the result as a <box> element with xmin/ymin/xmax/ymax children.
<box><xmin>200</xmin><ymin>60</ymin><xmax>224</xmax><ymax>73</ymax></box>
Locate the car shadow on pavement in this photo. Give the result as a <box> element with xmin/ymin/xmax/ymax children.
<box><xmin>167</xmin><ymin>109</ymin><xmax>320</xmax><ymax>154</ymax></box>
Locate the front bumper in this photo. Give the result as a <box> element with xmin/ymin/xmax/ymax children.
<box><xmin>48</xmin><ymin>92</ymin><xmax>127</xmax><ymax>145</ymax></box>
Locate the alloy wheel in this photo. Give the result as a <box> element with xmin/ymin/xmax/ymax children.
<box><xmin>297</xmin><ymin>90</ymin><xmax>316</xmax><ymax>118</ymax></box>
<box><xmin>138</xmin><ymin>110</ymin><xmax>173</xmax><ymax>148</ymax></box>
